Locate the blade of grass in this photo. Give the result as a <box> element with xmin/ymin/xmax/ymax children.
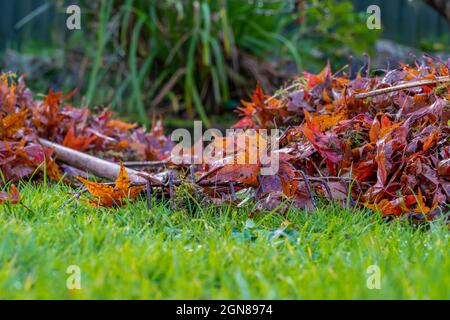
<box><xmin>14</xmin><ymin>2</ymin><xmax>52</xmax><ymax>29</ymax></box>
<box><xmin>128</xmin><ymin>17</ymin><xmax>147</xmax><ymax>122</ymax></box>
<box><xmin>86</xmin><ymin>0</ymin><xmax>114</xmax><ymax>106</ymax></box>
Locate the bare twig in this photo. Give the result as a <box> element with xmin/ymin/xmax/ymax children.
<box><xmin>85</xmin><ymin>128</ymin><xmax>117</xmax><ymax>143</ymax></box>
<box><xmin>298</xmin><ymin>170</ymin><xmax>316</xmax><ymax>209</ymax></box>
<box><xmin>354</xmin><ymin>76</ymin><xmax>450</xmax><ymax>99</ymax></box>
<box><xmin>264</xmin><ymin>82</ymin><xmax>300</xmax><ymax>104</ymax></box>
<box><xmin>146</xmin><ymin>180</ymin><xmax>152</xmax><ymax>211</ymax></box>
<box><xmin>189</xmin><ymin>165</ymin><xmax>196</xmax><ymax>182</ymax></box>
<box><xmin>168</xmin><ymin>172</ymin><xmax>175</xmax><ymax>210</ymax></box>
<box><xmin>62</xmin><ymin>192</ymin><xmax>83</xmax><ymax>208</ymax></box>
<box><xmin>196</xmin><ymin>165</ymin><xmax>225</xmax><ymax>183</ymax></box>
<box><xmin>229</xmin><ymin>181</ymin><xmax>236</xmax><ymax>201</ymax></box>
<box><xmin>123</xmin><ymin>160</ymin><xmax>168</xmax><ymax>168</ymax></box>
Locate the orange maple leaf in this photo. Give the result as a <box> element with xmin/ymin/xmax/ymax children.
<box><xmin>0</xmin><ymin>109</ymin><xmax>27</xmax><ymax>138</ymax></box>
<box><xmin>106</xmin><ymin>119</ymin><xmax>137</xmax><ymax>131</ymax></box>
<box><xmin>77</xmin><ymin>161</ymin><xmax>144</xmax><ymax>207</ymax></box>
<box><xmin>63</xmin><ymin>127</ymin><xmax>97</xmax><ymax>151</ymax></box>
<box><xmin>45</xmin><ymin>157</ymin><xmax>62</xmax><ymax>181</ymax></box>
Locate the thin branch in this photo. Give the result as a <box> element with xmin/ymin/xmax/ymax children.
<box><xmin>264</xmin><ymin>82</ymin><xmax>301</xmax><ymax>104</ymax></box>
<box><xmin>62</xmin><ymin>192</ymin><xmax>82</xmax><ymax>208</ymax></box>
<box><xmin>85</xmin><ymin>128</ymin><xmax>117</xmax><ymax>143</ymax></box>
<box><xmin>123</xmin><ymin>160</ymin><xmax>168</xmax><ymax>168</ymax></box>
<box><xmin>146</xmin><ymin>180</ymin><xmax>152</xmax><ymax>211</ymax></box>
<box><xmin>354</xmin><ymin>76</ymin><xmax>450</xmax><ymax>99</ymax></box>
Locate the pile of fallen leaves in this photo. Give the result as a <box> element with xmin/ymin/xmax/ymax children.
<box><xmin>0</xmin><ymin>72</ymin><xmax>174</xmax><ymax>184</ymax></box>
<box><xmin>0</xmin><ymin>58</ymin><xmax>449</xmax><ymax>219</ymax></box>
<box><xmin>231</xmin><ymin>60</ymin><xmax>449</xmax><ymax>217</ymax></box>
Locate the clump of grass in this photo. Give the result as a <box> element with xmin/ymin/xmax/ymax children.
<box><xmin>173</xmin><ymin>180</ymin><xmax>203</xmax><ymax>213</ymax></box>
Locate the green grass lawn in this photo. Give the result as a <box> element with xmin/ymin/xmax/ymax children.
<box><xmin>0</xmin><ymin>183</ymin><xmax>448</xmax><ymax>299</ymax></box>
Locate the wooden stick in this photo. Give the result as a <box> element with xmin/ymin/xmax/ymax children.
<box><xmin>39</xmin><ymin>138</ymin><xmax>148</xmax><ymax>184</ymax></box>
<box><xmin>354</xmin><ymin>76</ymin><xmax>450</xmax><ymax>99</ymax></box>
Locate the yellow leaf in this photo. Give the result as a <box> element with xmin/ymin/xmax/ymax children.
<box><xmin>413</xmin><ymin>188</ymin><xmax>431</xmax><ymax>214</ymax></box>
<box><xmin>114</xmin><ymin>161</ymin><xmax>130</xmax><ymax>194</ymax></box>
<box><xmin>77</xmin><ymin>161</ymin><xmax>144</xmax><ymax>208</ymax></box>
<box><xmin>77</xmin><ymin>176</ymin><xmax>115</xmax><ymax>207</ymax></box>
<box><xmin>106</xmin><ymin>119</ymin><xmax>137</xmax><ymax>131</ymax></box>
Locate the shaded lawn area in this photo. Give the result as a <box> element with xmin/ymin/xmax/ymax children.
<box><xmin>0</xmin><ymin>183</ymin><xmax>448</xmax><ymax>299</ymax></box>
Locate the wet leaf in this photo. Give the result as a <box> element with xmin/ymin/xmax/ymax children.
<box><xmin>77</xmin><ymin>161</ymin><xmax>144</xmax><ymax>208</ymax></box>
<box><xmin>0</xmin><ymin>184</ymin><xmax>20</xmax><ymax>205</ymax></box>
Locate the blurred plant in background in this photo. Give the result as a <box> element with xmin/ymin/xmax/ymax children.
<box><xmin>419</xmin><ymin>34</ymin><xmax>450</xmax><ymax>52</ymax></box>
<box><xmin>1</xmin><ymin>0</ymin><xmax>379</xmax><ymax>126</ymax></box>
<box><xmin>82</xmin><ymin>0</ymin><xmax>303</xmax><ymax>127</ymax></box>
<box><xmin>296</xmin><ymin>0</ymin><xmax>379</xmax><ymax>67</ymax></box>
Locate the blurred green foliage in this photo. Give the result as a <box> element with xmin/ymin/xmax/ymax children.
<box><xmin>74</xmin><ymin>0</ymin><xmax>379</xmax><ymax>125</ymax></box>
<box><xmin>2</xmin><ymin>0</ymin><xmax>379</xmax><ymax>125</ymax></box>
<box><xmin>420</xmin><ymin>35</ymin><xmax>450</xmax><ymax>52</ymax></box>
<box><xmin>297</xmin><ymin>0</ymin><xmax>379</xmax><ymax>66</ymax></box>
